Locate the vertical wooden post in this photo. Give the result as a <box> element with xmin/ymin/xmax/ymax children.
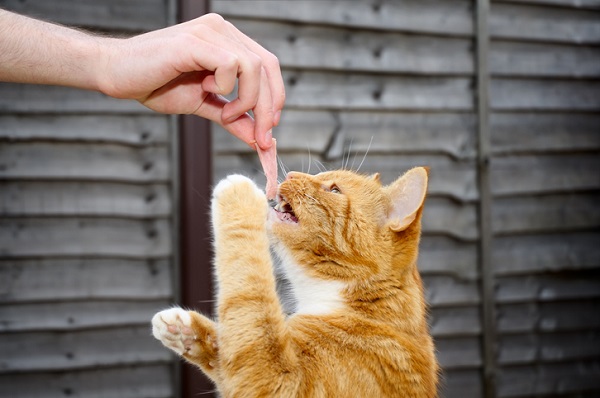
<box><xmin>476</xmin><ymin>0</ymin><xmax>498</xmax><ymax>397</ymax></box>
<box><xmin>177</xmin><ymin>1</ymin><xmax>215</xmax><ymax>397</ymax></box>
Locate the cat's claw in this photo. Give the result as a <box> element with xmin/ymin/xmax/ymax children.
<box><xmin>152</xmin><ymin>307</ymin><xmax>196</xmax><ymax>355</ymax></box>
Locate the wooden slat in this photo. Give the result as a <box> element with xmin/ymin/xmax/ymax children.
<box><xmin>442</xmin><ymin>369</ymin><xmax>484</xmax><ymax>398</ymax></box>
<box><xmin>490</xmin><ymin>154</ymin><xmax>600</xmax><ymax>196</ymax></box>
<box><xmin>490</xmin><ymin>3</ymin><xmax>600</xmax><ymax>44</ymax></box>
<box><xmin>499</xmin><ymin>0</ymin><xmax>600</xmax><ymax>8</ymax></box>
<box><xmin>419</xmin><ymin>237</ymin><xmax>479</xmax><ymax>281</ymax></box>
<box><xmin>423</xmin><ymin>276</ymin><xmax>481</xmax><ymax>307</ymax></box>
<box><xmin>0</xmin><ymin>83</ymin><xmax>149</xmax><ymax>114</ymax></box>
<box><xmin>283</xmin><ymin>71</ymin><xmax>473</xmax><ymax>111</ymax></box>
<box><xmin>213</xmin><ymin>0</ymin><xmax>474</xmax><ymax>36</ymax></box>
<box><xmin>423</xmin><ymin>197</ymin><xmax>479</xmax><ymax>241</ymax></box>
<box><xmin>496</xmin><ymin>360</ymin><xmax>600</xmax><ymax>397</ymax></box>
<box><xmin>214</xmin><ymin>111</ymin><xmax>478</xmax><ymax>160</ymax></box>
<box><xmin>0</xmin><ymin>142</ymin><xmax>170</xmax><ymax>182</ymax></box>
<box><xmin>490</xmin><ymin>78</ymin><xmax>600</xmax><ymax>111</ymax></box>
<box><xmin>490</xmin><ymin>113</ymin><xmax>600</xmax><ymax>154</ymax></box>
<box><xmin>230</xmin><ymin>19</ymin><xmax>474</xmax><ymax>74</ymax></box>
<box><xmin>495</xmin><ymin>273</ymin><xmax>600</xmax><ymax>304</ymax></box>
<box><xmin>0</xmin><ymin>259</ymin><xmax>172</xmax><ymax>303</ymax></box>
<box><xmin>0</xmin><ymin>218</ymin><xmax>171</xmax><ymax>258</ymax></box>
<box><xmin>498</xmin><ymin>300</ymin><xmax>600</xmax><ymax>334</ymax></box>
<box><xmin>435</xmin><ymin>337</ymin><xmax>482</xmax><ymax>369</ymax></box>
<box><xmin>0</xmin><ymin>300</ymin><xmax>172</xmax><ymax>332</ymax></box>
<box><xmin>0</xmin><ymin>0</ymin><xmax>168</xmax><ymax>31</ymax></box>
<box><xmin>492</xmin><ymin>233</ymin><xmax>600</xmax><ymax>275</ymax></box>
<box><xmin>430</xmin><ymin>307</ymin><xmax>482</xmax><ymax>337</ymax></box>
<box><xmin>0</xmin><ymin>182</ymin><xmax>171</xmax><ymax>218</ymax></box>
<box><xmin>0</xmin><ymin>115</ymin><xmax>169</xmax><ymax>145</ymax></box>
<box><xmin>498</xmin><ymin>331</ymin><xmax>600</xmax><ymax>365</ymax></box>
<box><xmin>490</xmin><ymin>40</ymin><xmax>600</xmax><ymax>78</ymax></box>
<box><xmin>214</xmin><ymin>153</ymin><xmax>479</xmax><ymax>202</ymax></box>
<box><xmin>0</xmin><ymin>326</ymin><xmax>171</xmax><ymax>372</ymax></box>
<box><xmin>0</xmin><ymin>365</ymin><xmax>173</xmax><ymax>398</ymax></box>
<box><xmin>492</xmin><ymin>193</ymin><xmax>600</xmax><ymax>234</ymax></box>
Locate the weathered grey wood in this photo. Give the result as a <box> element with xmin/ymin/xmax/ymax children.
<box><xmin>490</xmin><ymin>113</ymin><xmax>600</xmax><ymax>154</ymax></box>
<box><xmin>435</xmin><ymin>336</ymin><xmax>482</xmax><ymax>368</ymax></box>
<box><xmin>0</xmin><ymin>365</ymin><xmax>173</xmax><ymax>398</ymax></box>
<box><xmin>496</xmin><ymin>274</ymin><xmax>600</xmax><ymax>304</ymax></box>
<box><xmin>214</xmin><ymin>111</ymin><xmax>478</xmax><ymax>160</ymax></box>
<box><xmin>430</xmin><ymin>307</ymin><xmax>482</xmax><ymax>337</ymax></box>
<box><xmin>283</xmin><ymin>71</ymin><xmax>474</xmax><ymax>110</ymax></box>
<box><xmin>490</xmin><ymin>3</ymin><xmax>600</xmax><ymax>43</ymax></box>
<box><xmin>491</xmin><ymin>40</ymin><xmax>600</xmax><ymax>77</ymax></box>
<box><xmin>498</xmin><ymin>331</ymin><xmax>600</xmax><ymax>364</ymax></box>
<box><xmin>215</xmin><ymin>152</ymin><xmax>480</xmax><ymax>202</ymax></box>
<box><xmin>0</xmin><ymin>182</ymin><xmax>171</xmax><ymax>217</ymax></box>
<box><xmin>491</xmin><ymin>154</ymin><xmax>600</xmax><ymax>196</ymax></box>
<box><xmin>492</xmin><ymin>232</ymin><xmax>600</xmax><ymax>275</ymax></box>
<box><xmin>492</xmin><ymin>193</ymin><xmax>600</xmax><ymax>234</ymax></box>
<box><xmin>213</xmin><ymin>0</ymin><xmax>474</xmax><ymax>36</ymax></box>
<box><xmin>497</xmin><ymin>360</ymin><xmax>600</xmax><ymax>397</ymax></box>
<box><xmin>0</xmin><ymin>218</ymin><xmax>171</xmax><ymax>258</ymax></box>
<box><xmin>499</xmin><ymin>0</ymin><xmax>600</xmax><ymax>8</ymax></box>
<box><xmin>0</xmin><ymin>259</ymin><xmax>172</xmax><ymax>303</ymax></box>
<box><xmin>0</xmin><ymin>83</ymin><xmax>150</xmax><ymax>113</ymax></box>
<box><xmin>420</xmin><ymin>237</ymin><xmax>479</xmax><ymax>281</ymax></box>
<box><xmin>490</xmin><ymin>78</ymin><xmax>600</xmax><ymax>110</ymax></box>
<box><xmin>0</xmin><ymin>142</ymin><xmax>170</xmax><ymax>182</ymax></box>
<box><xmin>442</xmin><ymin>369</ymin><xmax>484</xmax><ymax>398</ymax></box>
<box><xmin>497</xmin><ymin>301</ymin><xmax>600</xmax><ymax>334</ymax></box>
<box><xmin>423</xmin><ymin>197</ymin><xmax>479</xmax><ymax>241</ymax></box>
<box><xmin>423</xmin><ymin>276</ymin><xmax>481</xmax><ymax>307</ymax></box>
<box><xmin>231</xmin><ymin>19</ymin><xmax>474</xmax><ymax>74</ymax></box>
<box><xmin>0</xmin><ymin>326</ymin><xmax>171</xmax><ymax>372</ymax></box>
<box><xmin>0</xmin><ymin>115</ymin><xmax>170</xmax><ymax>145</ymax></box>
<box><xmin>0</xmin><ymin>0</ymin><xmax>169</xmax><ymax>31</ymax></box>
<box><xmin>0</xmin><ymin>299</ymin><xmax>172</xmax><ymax>332</ymax></box>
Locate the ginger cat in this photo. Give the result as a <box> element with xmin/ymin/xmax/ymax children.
<box><xmin>152</xmin><ymin>168</ymin><xmax>439</xmax><ymax>397</ymax></box>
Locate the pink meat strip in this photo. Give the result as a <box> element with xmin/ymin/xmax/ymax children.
<box><xmin>256</xmin><ymin>138</ymin><xmax>278</xmax><ymax>199</ymax></box>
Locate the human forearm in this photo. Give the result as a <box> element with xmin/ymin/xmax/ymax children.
<box><xmin>0</xmin><ymin>9</ymin><xmax>105</xmax><ymax>91</ymax></box>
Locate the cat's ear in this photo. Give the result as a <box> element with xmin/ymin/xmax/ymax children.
<box><xmin>384</xmin><ymin>167</ymin><xmax>428</xmax><ymax>232</ymax></box>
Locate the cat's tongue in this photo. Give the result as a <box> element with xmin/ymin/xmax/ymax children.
<box><xmin>256</xmin><ymin>138</ymin><xmax>278</xmax><ymax>200</ymax></box>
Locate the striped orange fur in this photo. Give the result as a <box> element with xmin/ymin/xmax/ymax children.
<box><xmin>152</xmin><ymin>168</ymin><xmax>439</xmax><ymax>397</ymax></box>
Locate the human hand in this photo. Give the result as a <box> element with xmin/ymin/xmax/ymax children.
<box><xmin>97</xmin><ymin>13</ymin><xmax>284</xmax><ymax>149</ymax></box>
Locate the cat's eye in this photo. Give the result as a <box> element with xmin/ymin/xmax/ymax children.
<box><xmin>330</xmin><ymin>185</ymin><xmax>341</xmax><ymax>194</ymax></box>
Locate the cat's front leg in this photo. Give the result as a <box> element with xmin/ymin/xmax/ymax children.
<box><xmin>152</xmin><ymin>307</ymin><xmax>221</xmax><ymax>384</ymax></box>
<box><xmin>211</xmin><ymin>175</ymin><xmax>296</xmax><ymax>390</ymax></box>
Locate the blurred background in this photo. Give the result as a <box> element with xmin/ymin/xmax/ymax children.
<box><xmin>0</xmin><ymin>0</ymin><xmax>599</xmax><ymax>397</ymax></box>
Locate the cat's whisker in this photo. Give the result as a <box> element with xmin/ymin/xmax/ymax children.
<box><xmin>356</xmin><ymin>136</ymin><xmax>374</xmax><ymax>173</ymax></box>
<box><xmin>307</xmin><ymin>145</ymin><xmax>312</xmax><ymax>175</ymax></box>
<box><xmin>277</xmin><ymin>155</ymin><xmax>289</xmax><ymax>180</ymax></box>
<box><xmin>314</xmin><ymin>159</ymin><xmax>328</xmax><ymax>173</ymax></box>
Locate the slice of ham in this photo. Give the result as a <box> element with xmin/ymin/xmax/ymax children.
<box><xmin>256</xmin><ymin>138</ymin><xmax>278</xmax><ymax>199</ymax></box>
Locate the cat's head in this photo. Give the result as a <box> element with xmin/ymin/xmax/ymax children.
<box><xmin>268</xmin><ymin>167</ymin><xmax>428</xmax><ymax>282</ymax></box>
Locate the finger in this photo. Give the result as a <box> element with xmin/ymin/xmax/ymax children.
<box><xmin>193</xmin><ymin>93</ymin><xmax>257</xmax><ymax>147</ymax></box>
<box><xmin>222</xmin><ymin>21</ymin><xmax>286</xmax><ymax>124</ymax></box>
<box><xmin>220</xmin><ymin>50</ymin><xmax>262</xmax><ymax>124</ymax></box>
<box><xmin>252</xmin><ymin>67</ymin><xmax>275</xmax><ymax>150</ymax></box>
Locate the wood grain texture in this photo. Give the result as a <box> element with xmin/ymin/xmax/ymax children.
<box><xmin>0</xmin><ymin>115</ymin><xmax>169</xmax><ymax>145</ymax></box>
<box><xmin>0</xmin><ymin>326</ymin><xmax>171</xmax><ymax>372</ymax></box>
<box><xmin>0</xmin><ymin>182</ymin><xmax>171</xmax><ymax>217</ymax></box>
<box><xmin>213</xmin><ymin>0</ymin><xmax>474</xmax><ymax>35</ymax></box>
<box><xmin>0</xmin><ymin>259</ymin><xmax>172</xmax><ymax>303</ymax></box>
<box><xmin>0</xmin><ymin>142</ymin><xmax>170</xmax><ymax>182</ymax></box>
<box><xmin>0</xmin><ymin>218</ymin><xmax>171</xmax><ymax>258</ymax></box>
<box><xmin>0</xmin><ymin>0</ymin><xmax>169</xmax><ymax>31</ymax></box>
<box><xmin>0</xmin><ymin>365</ymin><xmax>174</xmax><ymax>398</ymax></box>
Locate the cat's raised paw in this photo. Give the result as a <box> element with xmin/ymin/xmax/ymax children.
<box><xmin>152</xmin><ymin>307</ymin><xmax>196</xmax><ymax>355</ymax></box>
<box><xmin>213</xmin><ymin>174</ymin><xmax>262</xmax><ymax>199</ymax></box>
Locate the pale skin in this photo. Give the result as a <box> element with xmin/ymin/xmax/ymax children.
<box><xmin>0</xmin><ymin>9</ymin><xmax>285</xmax><ymax>149</ymax></box>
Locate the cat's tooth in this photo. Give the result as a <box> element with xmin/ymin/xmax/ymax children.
<box><xmin>274</xmin><ymin>202</ymin><xmax>283</xmax><ymax>212</ymax></box>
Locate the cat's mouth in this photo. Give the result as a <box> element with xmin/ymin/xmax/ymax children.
<box><xmin>271</xmin><ymin>195</ymin><xmax>299</xmax><ymax>224</ymax></box>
